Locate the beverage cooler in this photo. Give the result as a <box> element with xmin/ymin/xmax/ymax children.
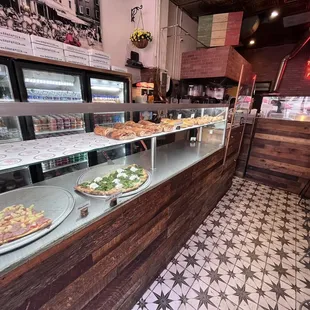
<box><xmin>15</xmin><ymin>61</ymin><xmax>89</xmax><ymax>181</ymax></box>
<box><xmin>0</xmin><ymin>57</ymin><xmax>32</xmax><ymax>193</ymax></box>
<box><xmin>87</xmin><ymin>73</ymin><xmax>130</xmax><ymax>164</ymax></box>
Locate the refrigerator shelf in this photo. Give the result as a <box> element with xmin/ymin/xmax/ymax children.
<box><xmin>42</xmin><ymin>160</ymin><xmax>88</xmax><ymax>173</ymax></box>
<box><xmin>29</xmin><ymin>100</ymin><xmax>83</xmax><ymax>103</ymax></box>
<box><xmin>94</xmin><ymin>111</ymin><xmax>125</xmax><ymax>114</ymax></box>
<box><xmin>96</xmin><ymin>122</ymin><xmax>120</xmax><ymax>126</ymax></box>
<box><xmin>35</xmin><ymin>128</ymin><xmax>85</xmax><ymax>135</ymax></box>
<box><xmin>0</xmin><ymin>120</ymin><xmax>226</xmax><ymax>172</ymax></box>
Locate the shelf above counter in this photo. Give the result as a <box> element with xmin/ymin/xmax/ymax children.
<box><xmin>0</xmin><ymin>102</ymin><xmax>229</xmax><ymax>117</ymax></box>
<box><xmin>0</xmin><ymin>120</ymin><xmax>226</xmax><ymax>172</ymax></box>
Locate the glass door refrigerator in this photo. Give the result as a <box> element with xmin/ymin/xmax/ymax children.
<box><xmin>14</xmin><ymin>61</ymin><xmax>89</xmax><ymax>181</ymax></box>
<box><xmin>87</xmin><ymin>73</ymin><xmax>130</xmax><ymax>164</ymax></box>
<box><xmin>0</xmin><ymin>57</ymin><xmax>32</xmax><ymax>193</ymax></box>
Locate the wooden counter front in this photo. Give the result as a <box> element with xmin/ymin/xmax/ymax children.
<box><xmin>246</xmin><ymin>118</ymin><xmax>310</xmax><ymax>194</ymax></box>
<box><xmin>0</xmin><ymin>146</ymin><xmax>236</xmax><ymax>310</ymax></box>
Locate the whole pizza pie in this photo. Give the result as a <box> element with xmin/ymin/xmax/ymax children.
<box><xmin>75</xmin><ymin>164</ymin><xmax>149</xmax><ymax>196</ymax></box>
<box><xmin>0</xmin><ymin>204</ymin><xmax>52</xmax><ymax>246</ymax></box>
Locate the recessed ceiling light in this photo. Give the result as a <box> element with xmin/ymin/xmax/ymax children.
<box><xmin>249</xmin><ymin>39</ymin><xmax>255</xmax><ymax>45</ymax></box>
<box><xmin>270</xmin><ymin>10</ymin><xmax>279</xmax><ymax>18</ymax></box>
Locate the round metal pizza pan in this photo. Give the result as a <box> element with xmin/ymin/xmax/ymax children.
<box><xmin>0</xmin><ymin>186</ymin><xmax>74</xmax><ymax>254</ymax></box>
<box><xmin>76</xmin><ymin>164</ymin><xmax>152</xmax><ymax>199</ymax></box>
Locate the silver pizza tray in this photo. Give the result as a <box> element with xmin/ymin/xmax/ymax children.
<box><xmin>0</xmin><ymin>186</ymin><xmax>74</xmax><ymax>254</ymax></box>
<box><xmin>76</xmin><ymin>164</ymin><xmax>152</xmax><ymax>199</ymax></box>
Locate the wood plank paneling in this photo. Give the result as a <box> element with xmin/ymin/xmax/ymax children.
<box><xmin>246</xmin><ymin>118</ymin><xmax>310</xmax><ymax>195</ymax></box>
<box><xmin>0</xmin><ymin>146</ymin><xmax>238</xmax><ymax>310</ymax></box>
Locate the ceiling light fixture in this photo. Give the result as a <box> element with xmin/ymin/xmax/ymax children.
<box><xmin>270</xmin><ymin>10</ymin><xmax>279</xmax><ymax>19</ymax></box>
<box><xmin>249</xmin><ymin>39</ymin><xmax>255</xmax><ymax>45</ymax></box>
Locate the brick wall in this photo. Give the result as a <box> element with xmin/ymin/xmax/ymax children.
<box><xmin>226</xmin><ymin>47</ymin><xmax>253</xmax><ymax>83</ymax></box>
<box><xmin>181</xmin><ymin>47</ymin><xmax>230</xmax><ymax>79</ymax></box>
<box><xmin>180</xmin><ymin>46</ymin><xmax>252</xmax><ymax>82</ymax></box>
<box><xmin>241</xmin><ymin>43</ymin><xmax>310</xmax><ymax>96</ymax></box>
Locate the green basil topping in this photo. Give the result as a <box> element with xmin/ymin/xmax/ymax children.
<box><xmin>81</xmin><ymin>165</ymin><xmax>145</xmax><ymax>191</ymax></box>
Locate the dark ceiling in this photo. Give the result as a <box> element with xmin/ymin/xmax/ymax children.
<box><xmin>170</xmin><ymin>0</ymin><xmax>310</xmax><ymax>48</ymax></box>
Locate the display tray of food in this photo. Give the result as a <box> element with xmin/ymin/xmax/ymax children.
<box><xmin>0</xmin><ymin>115</ymin><xmax>225</xmax><ymax>172</ymax></box>
<box><xmin>0</xmin><ymin>186</ymin><xmax>74</xmax><ymax>254</ymax></box>
<box><xmin>75</xmin><ymin>164</ymin><xmax>152</xmax><ymax>199</ymax></box>
<box><xmin>94</xmin><ymin>116</ymin><xmax>225</xmax><ymax>140</ymax></box>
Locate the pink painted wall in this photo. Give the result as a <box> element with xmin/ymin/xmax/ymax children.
<box><xmin>100</xmin><ymin>0</ymin><xmax>169</xmax><ymax>77</ymax></box>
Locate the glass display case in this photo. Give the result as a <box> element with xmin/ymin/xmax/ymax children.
<box><xmin>0</xmin><ymin>102</ymin><xmax>228</xmax><ymax>271</ymax></box>
<box><xmin>261</xmin><ymin>96</ymin><xmax>310</xmax><ymax>121</ymax></box>
<box><xmin>87</xmin><ymin>75</ymin><xmax>130</xmax><ymax>165</ymax></box>
<box><xmin>0</xmin><ymin>64</ymin><xmax>14</xmax><ymax>102</ymax></box>
<box><xmin>0</xmin><ymin>59</ymin><xmax>33</xmax><ymax>192</ymax></box>
<box><xmin>15</xmin><ymin>61</ymin><xmax>88</xmax><ymax>179</ymax></box>
<box><xmin>0</xmin><ymin>167</ymin><xmax>31</xmax><ymax>193</ymax></box>
<box><xmin>88</xmin><ymin>75</ymin><xmax>128</xmax><ymax>127</ymax></box>
<box><xmin>19</xmin><ymin>67</ymin><xmax>85</xmax><ymax>138</ymax></box>
<box><xmin>0</xmin><ymin>62</ymin><xmax>22</xmax><ymax>143</ymax></box>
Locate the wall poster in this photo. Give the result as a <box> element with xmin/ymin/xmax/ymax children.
<box><xmin>0</xmin><ymin>0</ymin><xmax>102</xmax><ymax>50</ymax></box>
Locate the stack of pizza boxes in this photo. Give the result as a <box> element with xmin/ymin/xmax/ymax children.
<box><xmin>111</xmin><ymin>66</ymin><xmax>128</xmax><ymax>73</ymax></box>
<box><xmin>88</xmin><ymin>49</ymin><xmax>111</xmax><ymax>70</ymax></box>
<box><xmin>0</xmin><ymin>28</ymin><xmax>32</xmax><ymax>55</ymax></box>
<box><xmin>30</xmin><ymin>35</ymin><xmax>64</xmax><ymax>61</ymax></box>
<box><xmin>63</xmin><ymin>44</ymin><xmax>89</xmax><ymax>66</ymax></box>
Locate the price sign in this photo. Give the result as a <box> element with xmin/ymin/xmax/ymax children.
<box><xmin>108</xmin><ymin>192</ymin><xmax>121</xmax><ymax>207</ymax></box>
<box><xmin>191</xmin><ymin>113</ymin><xmax>195</xmax><ymax>119</ymax></box>
<box><xmin>177</xmin><ymin>114</ymin><xmax>182</xmax><ymax>119</ymax></box>
<box><xmin>78</xmin><ymin>201</ymin><xmax>91</xmax><ymax>218</ymax></box>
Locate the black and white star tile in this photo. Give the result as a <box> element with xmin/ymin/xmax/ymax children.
<box><xmin>132</xmin><ymin>177</ymin><xmax>310</xmax><ymax>310</ymax></box>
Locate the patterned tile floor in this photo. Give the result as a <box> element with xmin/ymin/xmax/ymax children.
<box><xmin>132</xmin><ymin>177</ymin><xmax>310</xmax><ymax>310</ymax></box>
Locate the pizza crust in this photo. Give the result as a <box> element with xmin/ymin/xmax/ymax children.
<box><xmin>74</xmin><ymin>185</ymin><xmax>121</xmax><ymax>196</ymax></box>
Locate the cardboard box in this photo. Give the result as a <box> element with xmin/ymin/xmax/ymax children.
<box><xmin>63</xmin><ymin>44</ymin><xmax>88</xmax><ymax>55</ymax></box>
<box><xmin>65</xmin><ymin>52</ymin><xmax>89</xmax><ymax>66</ymax></box>
<box><xmin>66</xmin><ymin>57</ymin><xmax>88</xmax><ymax>66</ymax></box>
<box><xmin>0</xmin><ymin>28</ymin><xmax>30</xmax><ymax>43</ymax></box>
<box><xmin>88</xmin><ymin>49</ymin><xmax>110</xmax><ymax>60</ymax></box>
<box><xmin>32</xmin><ymin>47</ymin><xmax>65</xmax><ymax>62</ymax></box>
<box><xmin>111</xmin><ymin>66</ymin><xmax>128</xmax><ymax>73</ymax></box>
<box><xmin>89</xmin><ymin>55</ymin><xmax>110</xmax><ymax>65</ymax></box>
<box><xmin>64</xmin><ymin>50</ymin><xmax>89</xmax><ymax>63</ymax></box>
<box><xmin>32</xmin><ymin>43</ymin><xmax>64</xmax><ymax>57</ymax></box>
<box><xmin>89</xmin><ymin>61</ymin><xmax>110</xmax><ymax>70</ymax></box>
<box><xmin>30</xmin><ymin>35</ymin><xmax>64</xmax><ymax>49</ymax></box>
<box><xmin>0</xmin><ymin>45</ymin><xmax>33</xmax><ymax>55</ymax></box>
<box><xmin>0</xmin><ymin>36</ymin><xmax>32</xmax><ymax>49</ymax></box>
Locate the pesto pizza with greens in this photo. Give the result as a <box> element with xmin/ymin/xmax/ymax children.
<box><xmin>75</xmin><ymin>164</ymin><xmax>148</xmax><ymax>196</ymax></box>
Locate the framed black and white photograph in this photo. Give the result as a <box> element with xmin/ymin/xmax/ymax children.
<box><xmin>0</xmin><ymin>0</ymin><xmax>102</xmax><ymax>50</ymax></box>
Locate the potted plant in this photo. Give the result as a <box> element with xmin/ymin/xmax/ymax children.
<box><xmin>130</xmin><ymin>28</ymin><xmax>153</xmax><ymax>49</ymax></box>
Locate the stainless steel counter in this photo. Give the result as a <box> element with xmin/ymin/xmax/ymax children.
<box><xmin>0</xmin><ymin>140</ymin><xmax>222</xmax><ymax>275</ymax></box>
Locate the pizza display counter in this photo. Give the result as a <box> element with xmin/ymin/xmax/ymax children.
<box><xmin>0</xmin><ymin>102</ymin><xmax>241</xmax><ymax>310</ymax></box>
